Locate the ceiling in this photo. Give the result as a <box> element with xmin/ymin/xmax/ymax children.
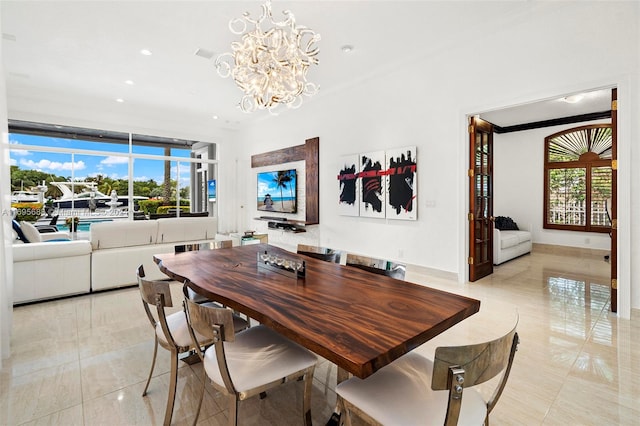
<box><xmin>1</xmin><ymin>1</ymin><xmax>612</xmax><ymax>133</ymax></box>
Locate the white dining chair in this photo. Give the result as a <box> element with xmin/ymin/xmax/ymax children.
<box><xmin>182</xmin><ymin>283</ymin><xmax>318</xmax><ymax>426</ymax></box>
<box><xmin>137</xmin><ymin>265</ymin><xmax>214</xmax><ymax>426</ymax></box>
<box><xmin>297</xmin><ymin>244</ymin><xmax>342</xmax><ymax>263</ymax></box>
<box><xmin>336</xmin><ymin>321</ymin><xmax>519</xmax><ymax>426</ymax></box>
<box><xmin>345</xmin><ymin>253</ymin><xmax>406</xmax><ymax>280</ymax></box>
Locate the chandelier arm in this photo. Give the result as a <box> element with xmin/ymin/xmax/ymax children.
<box><xmin>215</xmin><ymin>0</ymin><xmax>319</xmax><ymax>113</ymax></box>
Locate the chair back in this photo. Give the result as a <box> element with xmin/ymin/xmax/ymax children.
<box><xmin>297</xmin><ymin>244</ymin><xmax>341</xmax><ymax>263</ymax></box>
<box><xmin>182</xmin><ymin>283</ymin><xmax>238</xmax><ymax>394</ymax></box>
<box><xmin>182</xmin><ymin>284</ymin><xmax>236</xmax><ymax>343</ymax></box>
<box><xmin>210</xmin><ymin>239</ymin><xmax>232</xmax><ymax>249</ymax></box>
<box><xmin>345</xmin><ymin>253</ymin><xmax>406</xmax><ymax>279</ymax></box>
<box><xmin>137</xmin><ymin>265</ymin><xmax>179</xmax><ymax>349</ymax></box>
<box><xmin>431</xmin><ymin>322</ymin><xmax>519</xmax><ymax>426</ymax></box>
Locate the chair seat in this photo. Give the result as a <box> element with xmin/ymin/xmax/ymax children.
<box><xmin>336</xmin><ymin>352</ymin><xmax>487</xmax><ymax>426</ymax></box>
<box><xmin>156</xmin><ymin>311</ymin><xmax>208</xmax><ymax>348</ymax></box>
<box><xmin>203</xmin><ymin>325</ymin><xmax>317</xmax><ymax>393</ymax></box>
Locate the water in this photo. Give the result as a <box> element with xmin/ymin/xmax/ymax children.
<box><xmin>57</xmin><ymin>219</ymin><xmax>113</xmax><ymax>232</ymax></box>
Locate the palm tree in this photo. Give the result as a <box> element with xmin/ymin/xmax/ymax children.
<box><xmin>273</xmin><ymin>170</ymin><xmax>293</xmax><ymax>211</ymax></box>
<box><xmin>163</xmin><ymin>147</ymin><xmax>171</xmax><ymax>202</ymax></box>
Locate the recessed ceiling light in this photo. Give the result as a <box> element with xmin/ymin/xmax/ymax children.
<box><xmin>116</xmin><ymin>98</ymin><xmax>124</xmax><ymax>103</ymax></box>
<box><xmin>140</xmin><ymin>49</ymin><xmax>152</xmax><ymax>56</ymax></box>
<box><xmin>561</xmin><ymin>94</ymin><xmax>584</xmax><ymax>104</ymax></box>
<box><xmin>212</xmin><ymin>115</ymin><xmax>219</xmax><ymax>120</ymax></box>
<box><xmin>194</xmin><ymin>48</ymin><xmax>215</xmax><ymax>59</ymax></box>
<box><xmin>341</xmin><ymin>45</ymin><xmax>354</xmax><ymax>53</ymax></box>
<box><xmin>125</xmin><ymin>80</ymin><xmax>134</xmax><ymax>85</ymax></box>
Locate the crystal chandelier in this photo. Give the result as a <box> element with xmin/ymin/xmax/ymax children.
<box><xmin>215</xmin><ymin>0</ymin><xmax>320</xmax><ymax>113</ymax></box>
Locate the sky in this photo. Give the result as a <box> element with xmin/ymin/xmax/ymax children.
<box><xmin>9</xmin><ymin>133</ymin><xmax>193</xmax><ymax>187</ymax></box>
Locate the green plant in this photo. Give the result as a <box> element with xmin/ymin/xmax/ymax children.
<box><xmin>138</xmin><ymin>199</ymin><xmax>190</xmax><ymax>214</ymax></box>
<box><xmin>11</xmin><ymin>202</ymin><xmax>43</xmax><ymax>222</ymax></box>
<box><xmin>157</xmin><ymin>205</ymin><xmax>189</xmax><ymax>214</ymax></box>
<box><xmin>138</xmin><ymin>199</ymin><xmax>163</xmax><ymax>214</ymax></box>
<box><xmin>65</xmin><ymin>216</ymin><xmax>80</xmax><ymax>225</ymax></box>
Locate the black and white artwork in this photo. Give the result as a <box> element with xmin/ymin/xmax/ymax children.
<box><xmin>337</xmin><ymin>147</ymin><xmax>418</xmax><ymax>220</ymax></box>
<box><xmin>385</xmin><ymin>146</ymin><xmax>417</xmax><ymax>220</ymax></box>
<box><xmin>337</xmin><ymin>155</ymin><xmax>359</xmax><ymax>216</ymax></box>
<box><xmin>359</xmin><ymin>151</ymin><xmax>386</xmax><ymax>219</ymax></box>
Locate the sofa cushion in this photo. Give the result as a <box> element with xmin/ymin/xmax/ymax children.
<box><xmin>156</xmin><ymin>217</ymin><xmax>217</xmax><ymax>244</ymax></box>
<box><xmin>12</xmin><ymin>220</ymin><xmax>27</xmax><ymax>242</ymax></box>
<box><xmin>495</xmin><ymin>216</ymin><xmax>519</xmax><ymax>230</ymax></box>
<box><xmin>91</xmin><ymin>220</ymin><xmax>158</xmax><ymax>250</ymax></box>
<box><xmin>19</xmin><ymin>221</ymin><xmax>42</xmax><ymax>243</ymax></box>
<box><xmin>499</xmin><ymin>230</ymin><xmax>531</xmax><ymax>249</ymax></box>
<box><xmin>13</xmin><ymin>240</ymin><xmax>92</xmax><ymax>262</ymax></box>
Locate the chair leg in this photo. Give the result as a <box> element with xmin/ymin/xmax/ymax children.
<box><xmin>163</xmin><ymin>349</ymin><xmax>179</xmax><ymax>426</ymax></box>
<box><xmin>142</xmin><ymin>335</ymin><xmax>159</xmax><ymax>397</ymax></box>
<box><xmin>227</xmin><ymin>394</ymin><xmax>239</xmax><ymax>426</ymax></box>
<box><xmin>337</xmin><ymin>397</ymin><xmax>352</xmax><ymax>426</ymax></box>
<box><xmin>191</xmin><ymin>365</ymin><xmax>207</xmax><ymax>426</ymax></box>
<box><xmin>302</xmin><ymin>369</ymin><xmax>314</xmax><ymax>426</ymax></box>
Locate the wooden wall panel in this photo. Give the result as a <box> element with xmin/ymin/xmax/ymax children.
<box><xmin>251</xmin><ymin>137</ymin><xmax>319</xmax><ymax>224</ymax></box>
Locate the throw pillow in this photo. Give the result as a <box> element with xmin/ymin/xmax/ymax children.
<box><xmin>19</xmin><ymin>221</ymin><xmax>43</xmax><ymax>243</ymax></box>
<box><xmin>12</xmin><ymin>220</ymin><xmax>30</xmax><ymax>243</ymax></box>
<box><xmin>495</xmin><ymin>216</ymin><xmax>519</xmax><ymax>231</ymax></box>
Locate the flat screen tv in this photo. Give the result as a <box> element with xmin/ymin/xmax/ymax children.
<box><xmin>257</xmin><ymin>169</ymin><xmax>297</xmax><ymax>214</ymax></box>
<box><xmin>207</xmin><ymin>179</ymin><xmax>216</xmax><ymax>202</ymax></box>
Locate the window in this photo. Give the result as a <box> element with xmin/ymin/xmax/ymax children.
<box><xmin>8</xmin><ymin>120</ymin><xmax>217</xmax><ymax>220</ymax></box>
<box><xmin>544</xmin><ymin>124</ymin><xmax>612</xmax><ymax>233</ymax></box>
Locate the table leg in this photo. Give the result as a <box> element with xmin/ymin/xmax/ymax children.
<box><xmin>326</xmin><ymin>366</ymin><xmax>350</xmax><ymax>426</ymax></box>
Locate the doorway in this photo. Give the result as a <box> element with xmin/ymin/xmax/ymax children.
<box><xmin>467</xmin><ymin>87</ymin><xmax>618</xmax><ymax>312</ymax></box>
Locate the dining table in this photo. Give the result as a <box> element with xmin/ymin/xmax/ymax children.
<box><xmin>153</xmin><ymin>243</ymin><xmax>481</xmax><ymax>381</ymax></box>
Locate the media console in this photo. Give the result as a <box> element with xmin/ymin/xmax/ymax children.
<box><xmin>254</xmin><ymin>217</ymin><xmax>307</xmax><ymax>233</ymax></box>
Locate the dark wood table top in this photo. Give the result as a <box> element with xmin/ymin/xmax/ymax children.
<box><xmin>154</xmin><ymin>244</ymin><xmax>480</xmax><ymax>379</ymax></box>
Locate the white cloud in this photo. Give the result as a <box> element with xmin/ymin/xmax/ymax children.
<box><xmin>101</xmin><ymin>156</ymin><xmax>129</xmax><ymax>166</ymax></box>
<box><xmin>9</xmin><ymin>139</ymin><xmax>30</xmax><ymax>156</ymax></box>
<box><xmin>10</xmin><ymin>158</ymin><xmax>17</xmax><ymax>166</ymax></box>
<box><xmin>20</xmin><ymin>159</ymin><xmax>86</xmax><ymax>171</ymax></box>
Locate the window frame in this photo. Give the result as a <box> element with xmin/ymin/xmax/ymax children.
<box><xmin>543</xmin><ymin>124</ymin><xmax>612</xmax><ymax>233</ymax></box>
<box><xmin>7</xmin><ymin>121</ymin><xmax>218</xmax><ymax>219</ymax></box>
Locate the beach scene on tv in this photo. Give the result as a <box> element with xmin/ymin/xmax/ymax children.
<box><xmin>257</xmin><ymin>169</ymin><xmax>297</xmax><ymax>214</ymax></box>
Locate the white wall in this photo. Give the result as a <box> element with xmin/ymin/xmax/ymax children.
<box><xmin>0</xmin><ymin>10</ymin><xmax>13</xmax><ymax>366</ymax></box>
<box><xmin>494</xmin><ymin>120</ymin><xmax>611</xmax><ymax>251</ymax></box>
<box><xmin>2</xmin><ymin>2</ymin><xmax>638</xmax><ymax>322</ymax></box>
<box><xmin>234</xmin><ymin>2</ymin><xmax>639</xmax><ymax>315</ymax></box>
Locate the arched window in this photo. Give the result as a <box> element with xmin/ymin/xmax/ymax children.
<box><xmin>544</xmin><ymin>124</ymin><xmax>612</xmax><ymax>233</ymax></box>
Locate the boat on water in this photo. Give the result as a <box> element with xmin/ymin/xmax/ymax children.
<box><xmin>11</xmin><ymin>190</ymin><xmax>42</xmax><ymax>203</ymax></box>
<box><xmin>49</xmin><ymin>181</ymin><xmax>148</xmax><ymax>210</ymax></box>
<box><xmin>11</xmin><ymin>181</ymin><xmax>47</xmax><ymax>203</ymax></box>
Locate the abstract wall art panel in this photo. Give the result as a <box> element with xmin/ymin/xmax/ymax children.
<box><xmin>337</xmin><ymin>155</ymin><xmax>359</xmax><ymax>216</ymax></box>
<box><xmin>385</xmin><ymin>146</ymin><xmax>417</xmax><ymax>220</ymax></box>
<box><xmin>359</xmin><ymin>151</ymin><xmax>386</xmax><ymax>219</ymax></box>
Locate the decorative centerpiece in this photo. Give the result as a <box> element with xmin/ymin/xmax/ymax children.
<box><xmin>258</xmin><ymin>251</ymin><xmax>305</xmax><ymax>279</ymax></box>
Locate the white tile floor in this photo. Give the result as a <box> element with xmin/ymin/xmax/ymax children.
<box><xmin>1</xmin><ymin>248</ymin><xmax>638</xmax><ymax>425</ymax></box>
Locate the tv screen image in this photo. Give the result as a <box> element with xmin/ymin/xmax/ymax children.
<box><xmin>257</xmin><ymin>169</ymin><xmax>297</xmax><ymax>213</ymax></box>
<box><xmin>208</xmin><ymin>179</ymin><xmax>216</xmax><ymax>202</ymax></box>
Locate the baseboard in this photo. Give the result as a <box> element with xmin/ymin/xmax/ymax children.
<box><xmin>533</xmin><ymin>243</ymin><xmax>609</xmax><ymax>258</ymax></box>
<box><xmin>406</xmin><ymin>263</ymin><xmax>458</xmax><ymax>282</ymax></box>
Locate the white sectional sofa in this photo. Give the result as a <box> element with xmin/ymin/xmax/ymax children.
<box><xmin>13</xmin><ymin>240</ymin><xmax>92</xmax><ymax>304</ymax></box>
<box><xmin>493</xmin><ymin>223</ymin><xmax>532</xmax><ymax>265</ymax></box>
<box><xmin>12</xmin><ymin>216</ymin><xmax>222</xmax><ymax>304</ymax></box>
<box><xmin>90</xmin><ymin>217</ymin><xmax>219</xmax><ymax>291</ymax></box>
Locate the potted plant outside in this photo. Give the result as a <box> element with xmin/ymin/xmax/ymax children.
<box><xmin>65</xmin><ymin>216</ymin><xmax>80</xmax><ymax>233</ymax></box>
